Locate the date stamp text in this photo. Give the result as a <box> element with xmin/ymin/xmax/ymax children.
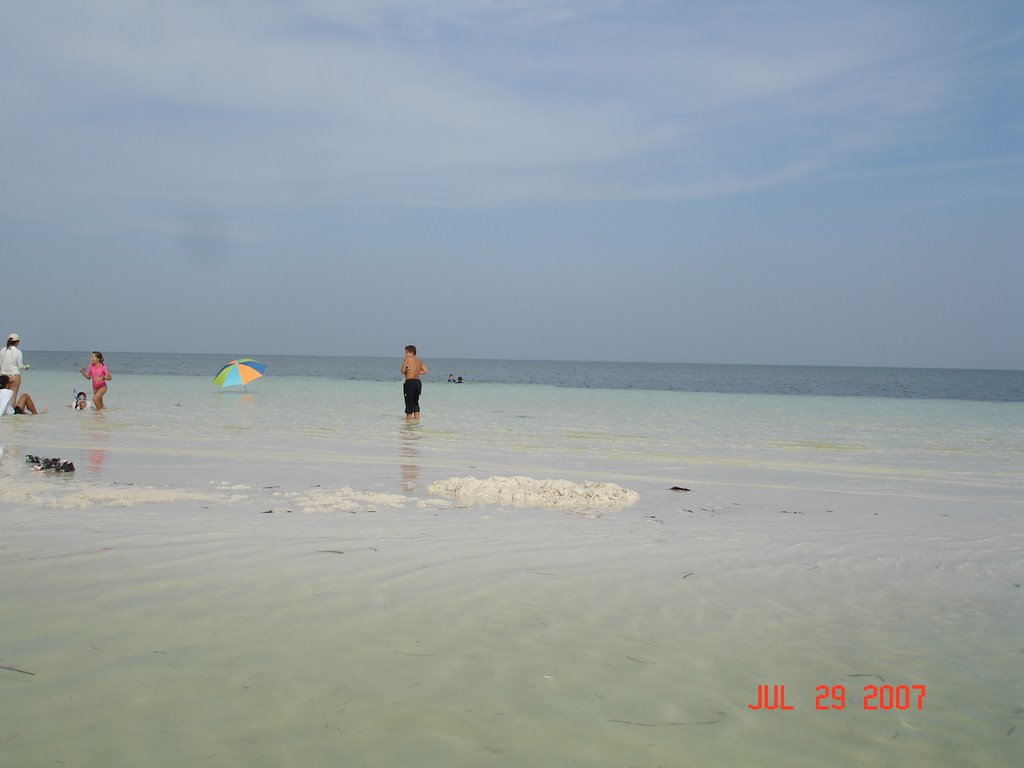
<box><xmin>748</xmin><ymin>684</ymin><xmax>927</xmax><ymax>711</ymax></box>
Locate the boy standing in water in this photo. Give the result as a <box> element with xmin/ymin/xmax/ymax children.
<box><xmin>401</xmin><ymin>345</ymin><xmax>429</xmax><ymax>421</ymax></box>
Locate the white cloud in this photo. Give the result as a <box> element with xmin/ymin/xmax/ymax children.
<box><xmin>0</xmin><ymin>0</ymin><xmax>1018</xmax><ymax>215</ymax></box>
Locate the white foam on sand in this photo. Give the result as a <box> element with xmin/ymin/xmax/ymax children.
<box><xmin>208</xmin><ymin>479</ymin><xmax>428</xmax><ymax>514</ymax></box>
<box><xmin>0</xmin><ymin>476</ymin><xmax>429</xmax><ymax>515</ymax></box>
<box><xmin>209</xmin><ymin>481</ymin><xmax>424</xmax><ymax>513</ymax></box>
<box><xmin>427</xmin><ymin>475</ymin><xmax>639</xmax><ymax>513</ymax></box>
<box><xmin>275</xmin><ymin>485</ymin><xmax>412</xmax><ymax>514</ymax></box>
<box><xmin>0</xmin><ymin>482</ymin><xmax>226</xmax><ymax>509</ymax></box>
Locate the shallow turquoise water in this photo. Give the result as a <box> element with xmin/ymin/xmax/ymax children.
<box><xmin>1</xmin><ymin>362</ymin><xmax>1022</xmax><ymax>767</ymax></box>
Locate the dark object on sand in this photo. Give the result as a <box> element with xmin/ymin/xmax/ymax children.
<box><xmin>668</xmin><ymin>486</ymin><xmax>691</xmax><ymax>492</ymax></box>
<box><xmin>26</xmin><ymin>455</ymin><xmax>75</xmax><ymax>472</ymax></box>
<box><xmin>0</xmin><ymin>664</ymin><xmax>35</xmax><ymax>676</ymax></box>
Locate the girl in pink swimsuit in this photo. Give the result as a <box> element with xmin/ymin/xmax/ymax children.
<box><xmin>80</xmin><ymin>351</ymin><xmax>112</xmax><ymax>410</ymax></box>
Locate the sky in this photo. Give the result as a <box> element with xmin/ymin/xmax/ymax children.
<box><xmin>1</xmin><ymin>0</ymin><xmax>1022</xmax><ymax>369</ymax></box>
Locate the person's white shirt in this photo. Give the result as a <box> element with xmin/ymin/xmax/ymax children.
<box><xmin>0</xmin><ymin>346</ymin><xmax>23</xmax><ymax>376</ymax></box>
<box><xmin>0</xmin><ymin>388</ymin><xmax>14</xmax><ymax>415</ymax></box>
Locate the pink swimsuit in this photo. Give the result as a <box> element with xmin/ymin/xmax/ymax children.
<box><xmin>89</xmin><ymin>363</ymin><xmax>109</xmax><ymax>392</ymax></box>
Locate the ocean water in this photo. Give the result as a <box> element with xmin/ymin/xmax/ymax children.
<box><xmin>2</xmin><ymin>353</ymin><xmax>1022</xmax><ymax>767</ymax></box>
<box><xmin>6</xmin><ymin>353</ymin><xmax>1023</xmax><ymax>496</ymax></box>
<box><xmin>22</xmin><ymin>351</ymin><xmax>1024</xmax><ymax>400</ymax></box>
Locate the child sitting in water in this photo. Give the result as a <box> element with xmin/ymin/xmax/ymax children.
<box><xmin>72</xmin><ymin>391</ymin><xmax>91</xmax><ymax>410</ymax></box>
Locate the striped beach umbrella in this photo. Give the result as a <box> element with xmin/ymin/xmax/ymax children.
<box><xmin>213</xmin><ymin>358</ymin><xmax>267</xmax><ymax>390</ymax></box>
